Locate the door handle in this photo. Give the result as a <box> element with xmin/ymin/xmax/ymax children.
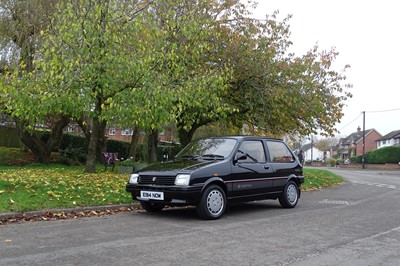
<box><xmin>264</xmin><ymin>165</ymin><xmax>270</xmax><ymax>169</ymax></box>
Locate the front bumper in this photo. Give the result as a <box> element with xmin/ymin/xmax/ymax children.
<box><xmin>126</xmin><ymin>184</ymin><xmax>203</xmax><ymax>206</ymax></box>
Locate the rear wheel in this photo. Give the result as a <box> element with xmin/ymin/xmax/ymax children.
<box><xmin>140</xmin><ymin>201</ymin><xmax>165</xmax><ymax>212</ymax></box>
<box><xmin>196</xmin><ymin>185</ymin><xmax>226</xmax><ymax>220</ymax></box>
<box><xmin>279</xmin><ymin>181</ymin><xmax>299</xmax><ymax>208</ymax></box>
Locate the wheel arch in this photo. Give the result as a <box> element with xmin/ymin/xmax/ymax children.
<box><xmin>286</xmin><ymin>174</ymin><xmax>302</xmax><ymax>197</ymax></box>
<box><xmin>202</xmin><ymin>177</ymin><xmax>227</xmax><ymax>195</ymax></box>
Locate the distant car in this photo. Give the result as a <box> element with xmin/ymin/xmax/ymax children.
<box><xmin>126</xmin><ymin>136</ymin><xmax>304</xmax><ymax>219</ymax></box>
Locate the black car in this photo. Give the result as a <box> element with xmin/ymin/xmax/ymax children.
<box><xmin>126</xmin><ymin>136</ymin><xmax>304</xmax><ymax>219</ymax></box>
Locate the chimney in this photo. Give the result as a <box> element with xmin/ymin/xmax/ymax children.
<box><xmin>357</xmin><ymin>126</ymin><xmax>361</xmax><ymax>132</ymax></box>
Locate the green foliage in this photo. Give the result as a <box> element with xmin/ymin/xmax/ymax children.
<box><xmin>368</xmin><ymin>146</ymin><xmax>400</xmax><ymax>164</ymax></box>
<box><xmin>220</xmin><ymin>10</ymin><xmax>352</xmax><ymax>137</ymax></box>
<box><xmin>1</xmin><ymin>0</ymin><xmax>353</xmax><ymax>161</ymax></box>
<box><xmin>156</xmin><ymin>143</ymin><xmax>182</xmax><ymax>162</ymax></box>
<box><xmin>106</xmin><ymin>139</ymin><xmax>130</xmax><ymax>160</ymax></box>
<box><xmin>118</xmin><ymin>159</ymin><xmax>134</xmax><ymax>167</ymax></box>
<box><xmin>302</xmin><ymin>168</ymin><xmax>344</xmax><ymax>191</ymax></box>
<box><xmin>59</xmin><ymin>134</ymin><xmax>88</xmax><ymax>151</ymax></box>
<box><xmin>58</xmin><ymin>147</ymin><xmax>87</xmax><ymax>165</ymax></box>
<box><xmin>325</xmin><ymin>158</ymin><xmax>337</xmax><ymax>167</ymax></box>
<box><xmin>350</xmin><ymin>146</ymin><xmax>400</xmax><ymax>164</ymax></box>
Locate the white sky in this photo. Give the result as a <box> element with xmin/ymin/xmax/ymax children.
<box><xmin>250</xmin><ymin>0</ymin><xmax>400</xmax><ymax>137</ymax></box>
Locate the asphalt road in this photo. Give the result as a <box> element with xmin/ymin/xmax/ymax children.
<box><xmin>1</xmin><ymin>168</ymin><xmax>400</xmax><ymax>266</ymax></box>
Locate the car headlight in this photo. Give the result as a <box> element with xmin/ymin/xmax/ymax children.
<box><xmin>128</xmin><ymin>173</ymin><xmax>139</xmax><ymax>184</ymax></box>
<box><xmin>175</xmin><ymin>174</ymin><xmax>190</xmax><ymax>186</ymax></box>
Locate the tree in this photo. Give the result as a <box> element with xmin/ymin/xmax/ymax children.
<box><xmin>315</xmin><ymin>137</ymin><xmax>339</xmax><ymax>153</ymax></box>
<box><xmin>217</xmin><ymin>7</ymin><xmax>352</xmax><ymax>139</ymax></box>
<box><xmin>11</xmin><ymin>0</ymin><xmax>158</xmax><ymax>172</ymax></box>
<box><xmin>150</xmin><ymin>0</ymin><xmax>237</xmax><ymax>146</ymax></box>
<box><xmin>163</xmin><ymin>2</ymin><xmax>352</xmax><ymax>144</ymax></box>
<box><xmin>107</xmin><ymin>0</ymin><xmax>235</xmax><ymax>147</ymax></box>
<box><xmin>0</xmin><ymin>0</ymin><xmax>70</xmax><ymax>164</ymax></box>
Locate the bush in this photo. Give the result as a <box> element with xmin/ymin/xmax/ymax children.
<box><xmin>325</xmin><ymin>158</ymin><xmax>336</xmax><ymax>167</ymax></box>
<box><xmin>58</xmin><ymin>146</ymin><xmax>87</xmax><ymax>165</ymax></box>
<box><xmin>157</xmin><ymin>144</ymin><xmax>182</xmax><ymax>161</ymax></box>
<box><xmin>349</xmin><ymin>146</ymin><xmax>400</xmax><ymax>164</ymax></box>
<box><xmin>366</xmin><ymin>146</ymin><xmax>400</xmax><ymax>164</ymax></box>
<box><xmin>106</xmin><ymin>139</ymin><xmax>130</xmax><ymax>159</ymax></box>
<box><xmin>29</xmin><ymin>131</ymin><xmax>182</xmax><ymax>164</ymax></box>
<box><xmin>349</xmin><ymin>156</ymin><xmax>362</xmax><ymax>164</ymax></box>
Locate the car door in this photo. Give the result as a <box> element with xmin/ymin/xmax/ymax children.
<box><xmin>265</xmin><ymin>140</ymin><xmax>297</xmax><ymax>192</ymax></box>
<box><xmin>229</xmin><ymin>139</ymin><xmax>275</xmax><ymax>197</ymax></box>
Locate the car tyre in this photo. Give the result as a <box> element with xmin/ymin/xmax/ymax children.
<box><xmin>279</xmin><ymin>181</ymin><xmax>299</xmax><ymax>208</ymax></box>
<box><xmin>140</xmin><ymin>201</ymin><xmax>165</xmax><ymax>212</ymax></box>
<box><xmin>197</xmin><ymin>185</ymin><xmax>226</xmax><ymax>220</ymax></box>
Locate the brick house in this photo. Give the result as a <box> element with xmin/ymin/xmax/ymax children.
<box><xmin>105</xmin><ymin>126</ymin><xmax>177</xmax><ymax>143</ymax></box>
<box><xmin>337</xmin><ymin>127</ymin><xmax>382</xmax><ymax>160</ymax></box>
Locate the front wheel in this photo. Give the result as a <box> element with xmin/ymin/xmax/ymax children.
<box><xmin>140</xmin><ymin>201</ymin><xmax>165</xmax><ymax>212</ymax></box>
<box><xmin>196</xmin><ymin>185</ymin><xmax>226</xmax><ymax>220</ymax></box>
<box><xmin>279</xmin><ymin>181</ymin><xmax>299</xmax><ymax>208</ymax></box>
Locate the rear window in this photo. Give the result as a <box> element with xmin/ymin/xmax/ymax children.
<box><xmin>266</xmin><ymin>141</ymin><xmax>294</xmax><ymax>163</ymax></box>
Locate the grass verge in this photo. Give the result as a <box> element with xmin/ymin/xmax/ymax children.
<box><xmin>302</xmin><ymin>168</ymin><xmax>344</xmax><ymax>191</ymax></box>
<box><xmin>0</xmin><ymin>165</ymin><xmax>132</xmax><ymax>212</ymax></box>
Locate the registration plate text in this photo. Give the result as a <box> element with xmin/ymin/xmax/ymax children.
<box><xmin>140</xmin><ymin>191</ymin><xmax>164</xmax><ymax>200</ymax></box>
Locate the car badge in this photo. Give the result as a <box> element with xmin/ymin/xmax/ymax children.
<box><xmin>152</xmin><ymin>177</ymin><xmax>157</xmax><ymax>182</ymax></box>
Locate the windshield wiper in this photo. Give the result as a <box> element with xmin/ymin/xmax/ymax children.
<box><xmin>180</xmin><ymin>155</ymin><xmax>201</xmax><ymax>160</ymax></box>
<box><xmin>202</xmin><ymin>154</ymin><xmax>225</xmax><ymax>160</ymax></box>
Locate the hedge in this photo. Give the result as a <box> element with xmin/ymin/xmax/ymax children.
<box><xmin>350</xmin><ymin>146</ymin><xmax>400</xmax><ymax>164</ymax></box>
<box><xmin>57</xmin><ymin>133</ymin><xmax>181</xmax><ymax>163</ymax></box>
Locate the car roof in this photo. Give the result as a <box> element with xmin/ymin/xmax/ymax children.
<box><xmin>208</xmin><ymin>136</ymin><xmax>283</xmax><ymax>141</ymax></box>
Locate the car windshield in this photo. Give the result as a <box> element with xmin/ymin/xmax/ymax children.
<box><xmin>175</xmin><ymin>138</ymin><xmax>237</xmax><ymax>160</ymax></box>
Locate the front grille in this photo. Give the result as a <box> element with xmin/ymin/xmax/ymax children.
<box><xmin>139</xmin><ymin>175</ymin><xmax>176</xmax><ymax>186</ymax></box>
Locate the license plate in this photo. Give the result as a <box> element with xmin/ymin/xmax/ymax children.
<box><xmin>140</xmin><ymin>191</ymin><xmax>164</xmax><ymax>200</ymax></box>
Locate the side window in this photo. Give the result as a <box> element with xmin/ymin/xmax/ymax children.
<box><xmin>267</xmin><ymin>141</ymin><xmax>294</xmax><ymax>163</ymax></box>
<box><xmin>238</xmin><ymin>140</ymin><xmax>266</xmax><ymax>163</ymax></box>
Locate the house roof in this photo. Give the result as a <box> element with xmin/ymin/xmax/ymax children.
<box><xmin>341</xmin><ymin>128</ymin><xmax>380</xmax><ymax>145</ymax></box>
<box><xmin>300</xmin><ymin>143</ymin><xmax>312</xmax><ymax>151</ymax></box>
<box><xmin>377</xmin><ymin>130</ymin><xmax>400</xmax><ymax>141</ymax></box>
<box><xmin>300</xmin><ymin>143</ymin><xmax>324</xmax><ymax>152</ymax></box>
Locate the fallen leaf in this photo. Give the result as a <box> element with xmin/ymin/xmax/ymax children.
<box><xmin>5</xmin><ymin>239</ymin><xmax>12</xmax><ymax>243</ymax></box>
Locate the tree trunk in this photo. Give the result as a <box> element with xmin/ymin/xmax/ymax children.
<box><xmin>148</xmin><ymin>129</ymin><xmax>158</xmax><ymax>163</ymax></box>
<box><xmin>78</xmin><ymin>117</ymin><xmax>106</xmax><ymax>164</ymax></box>
<box><xmin>16</xmin><ymin>116</ymin><xmax>69</xmax><ymax>164</ymax></box>
<box><xmin>97</xmin><ymin>120</ymin><xmax>107</xmax><ymax>160</ymax></box>
<box><xmin>85</xmin><ymin>104</ymin><xmax>102</xmax><ymax>173</ymax></box>
<box><xmin>177</xmin><ymin>126</ymin><xmax>197</xmax><ymax>147</ymax></box>
<box><xmin>129</xmin><ymin>127</ymin><xmax>140</xmax><ymax>161</ymax></box>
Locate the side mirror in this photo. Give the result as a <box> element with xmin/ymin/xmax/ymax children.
<box><xmin>234</xmin><ymin>152</ymin><xmax>247</xmax><ymax>164</ymax></box>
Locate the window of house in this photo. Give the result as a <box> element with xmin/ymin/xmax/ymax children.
<box><xmin>121</xmin><ymin>129</ymin><xmax>133</xmax><ymax>136</ymax></box>
<box><xmin>267</xmin><ymin>141</ymin><xmax>294</xmax><ymax>163</ymax></box>
<box><xmin>108</xmin><ymin>128</ymin><xmax>116</xmax><ymax>135</ymax></box>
